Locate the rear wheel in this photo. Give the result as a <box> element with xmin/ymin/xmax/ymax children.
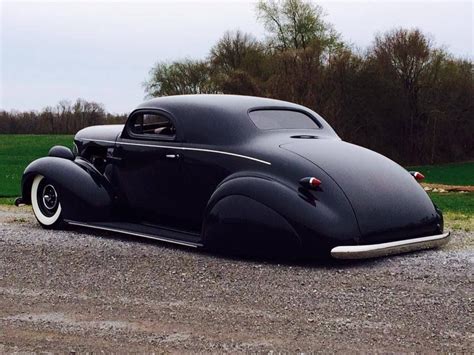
<box><xmin>31</xmin><ymin>175</ymin><xmax>64</xmax><ymax>229</ymax></box>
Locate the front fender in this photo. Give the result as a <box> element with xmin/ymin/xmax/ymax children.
<box><xmin>21</xmin><ymin>157</ymin><xmax>113</xmax><ymax>221</ymax></box>
<box><xmin>203</xmin><ymin>174</ymin><xmax>361</xmax><ymax>257</ymax></box>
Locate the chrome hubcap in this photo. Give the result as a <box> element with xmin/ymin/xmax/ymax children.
<box><xmin>42</xmin><ymin>184</ymin><xmax>58</xmax><ymax>210</ymax></box>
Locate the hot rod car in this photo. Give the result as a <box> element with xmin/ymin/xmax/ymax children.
<box><xmin>17</xmin><ymin>95</ymin><xmax>450</xmax><ymax>259</ymax></box>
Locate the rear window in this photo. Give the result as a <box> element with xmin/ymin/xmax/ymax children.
<box><xmin>249</xmin><ymin>110</ymin><xmax>320</xmax><ymax>130</ymax></box>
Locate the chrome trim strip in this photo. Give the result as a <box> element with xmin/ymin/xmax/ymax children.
<box><xmin>79</xmin><ymin>138</ymin><xmax>272</xmax><ymax>165</ymax></box>
<box><xmin>331</xmin><ymin>232</ymin><xmax>451</xmax><ymax>260</ymax></box>
<box><xmin>66</xmin><ymin>220</ymin><xmax>203</xmax><ymax>248</ymax></box>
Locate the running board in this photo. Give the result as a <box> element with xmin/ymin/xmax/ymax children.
<box><xmin>66</xmin><ymin>220</ymin><xmax>203</xmax><ymax>248</ymax></box>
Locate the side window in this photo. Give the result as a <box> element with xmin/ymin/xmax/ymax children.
<box><xmin>129</xmin><ymin>112</ymin><xmax>176</xmax><ymax>139</ymax></box>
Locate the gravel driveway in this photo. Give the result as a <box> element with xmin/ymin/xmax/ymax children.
<box><xmin>1</xmin><ymin>206</ymin><xmax>472</xmax><ymax>352</ymax></box>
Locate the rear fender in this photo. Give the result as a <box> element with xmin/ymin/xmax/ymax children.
<box><xmin>203</xmin><ymin>175</ymin><xmax>360</xmax><ymax>257</ymax></box>
<box><xmin>21</xmin><ymin>157</ymin><xmax>113</xmax><ymax>221</ymax></box>
<box><xmin>204</xmin><ymin>194</ymin><xmax>302</xmax><ymax>257</ymax></box>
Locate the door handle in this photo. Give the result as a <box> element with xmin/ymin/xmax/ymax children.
<box><xmin>165</xmin><ymin>153</ymin><xmax>180</xmax><ymax>159</ymax></box>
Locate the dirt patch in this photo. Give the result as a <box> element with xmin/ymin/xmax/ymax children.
<box><xmin>422</xmin><ymin>183</ymin><xmax>474</xmax><ymax>192</ymax></box>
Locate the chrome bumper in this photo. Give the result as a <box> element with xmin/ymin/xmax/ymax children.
<box><xmin>331</xmin><ymin>232</ymin><xmax>451</xmax><ymax>260</ymax></box>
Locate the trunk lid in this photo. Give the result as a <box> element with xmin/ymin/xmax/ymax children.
<box><xmin>281</xmin><ymin>140</ymin><xmax>441</xmax><ymax>243</ymax></box>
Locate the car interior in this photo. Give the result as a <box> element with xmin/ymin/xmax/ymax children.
<box><xmin>131</xmin><ymin>113</ymin><xmax>176</xmax><ymax>138</ymax></box>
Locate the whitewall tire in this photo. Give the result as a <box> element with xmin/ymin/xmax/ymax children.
<box><xmin>31</xmin><ymin>175</ymin><xmax>63</xmax><ymax>228</ymax></box>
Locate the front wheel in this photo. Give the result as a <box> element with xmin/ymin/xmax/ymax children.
<box><xmin>31</xmin><ymin>175</ymin><xmax>64</xmax><ymax>229</ymax></box>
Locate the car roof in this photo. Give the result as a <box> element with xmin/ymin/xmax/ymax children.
<box><xmin>135</xmin><ymin>94</ymin><xmax>335</xmax><ymax>145</ymax></box>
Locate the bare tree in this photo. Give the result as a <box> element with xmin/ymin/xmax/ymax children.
<box><xmin>371</xmin><ymin>28</ymin><xmax>434</xmax><ymax>156</ymax></box>
<box><xmin>256</xmin><ymin>0</ymin><xmax>341</xmax><ymax>52</ymax></box>
<box><xmin>210</xmin><ymin>31</ymin><xmax>265</xmax><ymax>74</ymax></box>
<box><xmin>144</xmin><ymin>59</ymin><xmax>219</xmax><ymax>97</ymax></box>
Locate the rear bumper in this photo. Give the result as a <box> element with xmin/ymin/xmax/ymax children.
<box><xmin>331</xmin><ymin>232</ymin><xmax>451</xmax><ymax>260</ymax></box>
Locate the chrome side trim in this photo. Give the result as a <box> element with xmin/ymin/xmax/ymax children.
<box><xmin>79</xmin><ymin>138</ymin><xmax>272</xmax><ymax>165</ymax></box>
<box><xmin>66</xmin><ymin>220</ymin><xmax>203</xmax><ymax>248</ymax></box>
<box><xmin>331</xmin><ymin>232</ymin><xmax>451</xmax><ymax>260</ymax></box>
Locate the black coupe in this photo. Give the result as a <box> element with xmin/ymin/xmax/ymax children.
<box><xmin>17</xmin><ymin>95</ymin><xmax>450</xmax><ymax>259</ymax></box>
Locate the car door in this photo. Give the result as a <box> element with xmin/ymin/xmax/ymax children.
<box><xmin>112</xmin><ymin>109</ymin><xmax>184</xmax><ymax>228</ymax></box>
<box><xmin>177</xmin><ymin>150</ymin><xmax>230</xmax><ymax>231</ymax></box>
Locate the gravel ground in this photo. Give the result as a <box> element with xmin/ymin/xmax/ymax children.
<box><xmin>0</xmin><ymin>206</ymin><xmax>473</xmax><ymax>352</ymax></box>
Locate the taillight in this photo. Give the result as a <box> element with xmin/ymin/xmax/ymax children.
<box><xmin>300</xmin><ymin>177</ymin><xmax>322</xmax><ymax>189</ymax></box>
<box><xmin>409</xmin><ymin>171</ymin><xmax>425</xmax><ymax>181</ymax></box>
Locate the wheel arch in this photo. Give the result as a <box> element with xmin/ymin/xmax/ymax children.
<box><xmin>21</xmin><ymin>157</ymin><xmax>113</xmax><ymax>221</ymax></box>
<box><xmin>202</xmin><ymin>174</ymin><xmax>307</xmax><ymax>256</ymax></box>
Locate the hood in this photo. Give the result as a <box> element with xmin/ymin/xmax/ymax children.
<box><xmin>281</xmin><ymin>140</ymin><xmax>442</xmax><ymax>243</ymax></box>
<box><xmin>75</xmin><ymin>124</ymin><xmax>124</xmax><ymax>143</ymax></box>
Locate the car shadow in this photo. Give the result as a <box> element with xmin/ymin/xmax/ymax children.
<box><xmin>67</xmin><ymin>225</ymin><xmax>389</xmax><ymax>269</ymax></box>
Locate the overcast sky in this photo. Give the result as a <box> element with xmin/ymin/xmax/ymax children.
<box><xmin>1</xmin><ymin>0</ymin><xmax>472</xmax><ymax>114</ymax></box>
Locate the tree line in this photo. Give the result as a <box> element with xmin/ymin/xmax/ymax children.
<box><xmin>1</xmin><ymin>0</ymin><xmax>472</xmax><ymax>165</ymax></box>
<box><xmin>0</xmin><ymin>99</ymin><xmax>127</xmax><ymax>135</ymax></box>
<box><xmin>143</xmin><ymin>0</ymin><xmax>473</xmax><ymax>165</ymax></box>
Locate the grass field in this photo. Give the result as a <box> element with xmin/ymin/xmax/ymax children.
<box><xmin>408</xmin><ymin>162</ymin><xmax>474</xmax><ymax>186</ymax></box>
<box><xmin>428</xmin><ymin>192</ymin><xmax>474</xmax><ymax>231</ymax></box>
<box><xmin>0</xmin><ymin>135</ymin><xmax>73</xmax><ymax>196</ymax></box>
<box><xmin>0</xmin><ymin>135</ymin><xmax>472</xmax><ymax>230</ymax></box>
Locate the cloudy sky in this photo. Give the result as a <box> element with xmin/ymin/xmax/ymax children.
<box><xmin>1</xmin><ymin>0</ymin><xmax>472</xmax><ymax>113</ymax></box>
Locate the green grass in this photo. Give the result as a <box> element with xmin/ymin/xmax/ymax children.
<box><xmin>444</xmin><ymin>211</ymin><xmax>474</xmax><ymax>232</ymax></box>
<box><xmin>428</xmin><ymin>192</ymin><xmax>474</xmax><ymax>215</ymax></box>
<box><xmin>408</xmin><ymin>162</ymin><xmax>474</xmax><ymax>186</ymax></box>
<box><xmin>0</xmin><ymin>197</ymin><xmax>15</xmax><ymax>205</ymax></box>
<box><xmin>0</xmin><ymin>134</ymin><xmax>74</xmax><ymax>197</ymax></box>
<box><xmin>429</xmin><ymin>192</ymin><xmax>473</xmax><ymax>231</ymax></box>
